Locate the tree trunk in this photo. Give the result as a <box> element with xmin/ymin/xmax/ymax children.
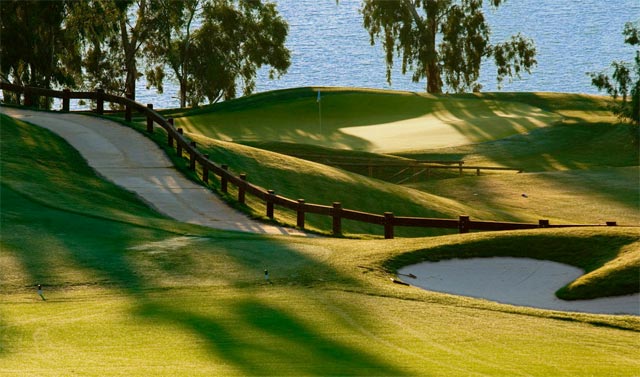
<box><xmin>180</xmin><ymin>79</ymin><xmax>187</xmax><ymax>108</ymax></box>
<box><xmin>119</xmin><ymin>15</ymin><xmax>136</xmax><ymax>101</ymax></box>
<box><xmin>405</xmin><ymin>0</ymin><xmax>442</xmax><ymax>93</ymax></box>
<box><xmin>125</xmin><ymin>58</ymin><xmax>137</xmax><ymax>101</ymax></box>
<box><xmin>424</xmin><ymin>3</ymin><xmax>441</xmax><ymax>93</ymax></box>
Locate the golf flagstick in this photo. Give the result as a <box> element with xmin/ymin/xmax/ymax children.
<box><xmin>317</xmin><ymin>90</ymin><xmax>322</xmax><ymax>132</ymax></box>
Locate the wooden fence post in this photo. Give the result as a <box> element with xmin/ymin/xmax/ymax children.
<box><xmin>125</xmin><ymin>92</ymin><xmax>133</xmax><ymax>122</ymax></box>
<box><xmin>459</xmin><ymin>215</ymin><xmax>470</xmax><ymax>234</ymax></box>
<box><xmin>238</xmin><ymin>174</ymin><xmax>247</xmax><ymax>204</ymax></box>
<box><xmin>332</xmin><ymin>202</ymin><xmax>342</xmax><ymax>236</ymax></box>
<box><xmin>24</xmin><ymin>86</ymin><xmax>37</xmax><ymax>107</ymax></box>
<box><xmin>384</xmin><ymin>212</ymin><xmax>395</xmax><ymax>239</ymax></box>
<box><xmin>267</xmin><ymin>190</ymin><xmax>276</xmax><ymax>219</ymax></box>
<box><xmin>459</xmin><ymin>161</ymin><xmax>463</xmax><ymax>176</ymax></box>
<box><xmin>23</xmin><ymin>87</ymin><xmax>32</xmax><ymax>107</ymax></box>
<box><xmin>96</xmin><ymin>88</ymin><xmax>104</xmax><ymax>115</ymax></box>
<box><xmin>538</xmin><ymin>219</ymin><xmax>549</xmax><ymax>228</ymax></box>
<box><xmin>167</xmin><ymin>118</ymin><xmax>174</xmax><ymax>147</ymax></box>
<box><xmin>202</xmin><ymin>154</ymin><xmax>209</xmax><ymax>183</ymax></box>
<box><xmin>146</xmin><ymin>104</ymin><xmax>153</xmax><ymax>133</ymax></box>
<box><xmin>297</xmin><ymin>199</ymin><xmax>305</xmax><ymax>229</ymax></box>
<box><xmin>221</xmin><ymin>165</ymin><xmax>229</xmax><ymax>193</ymax></box>
<box><xmin>62</xmin><ymin>89</ymin><xmax>70</xmax><ymax>112</ymax></box>
<box><xmin>189</xmin><ymin>141</ymin><xmax>197</xmax><ymax>170</ymax></box>
<box><xmin>176</xmin><ymin>128</ymin><xmax>183</xmax><ymax>157</ymax></box>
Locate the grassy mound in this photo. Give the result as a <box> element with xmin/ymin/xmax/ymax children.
<box><xmin>167</xmin><ymin>87</ymin><xmax>563</xmax><ymax>153</ymax></box>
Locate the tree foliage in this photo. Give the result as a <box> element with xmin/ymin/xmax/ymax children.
<box><xmin>0</xmin><ymin>0</ymin><xmax>82</xmax><ymax>105</ymax></box>
<box><xmin>67</xmin><ymin>0</ymin><xmax>290</xmax><ymax>106</ymax></box>
<box><xmin>360</xmin><ymin>0</ymin><xmax>536</xmax><ymax>93</ymax></box>
<box><xmin>65</xmin><ymin>0</ymin><xmax>160</xmax><ymax>101</ymax></box>
<box><xmin>589</xmin><ymin>21</ymin><xmax>640</xmax><ymax>125</ymax></box>
<box><xmin>144</xmin><ymin>0</ymin><xmax>290</xmax><ymax>107</ymax></box>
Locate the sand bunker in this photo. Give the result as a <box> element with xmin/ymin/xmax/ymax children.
<box><xmin>398</xmin><ymin>257</ymin><xmax>639</xmax><ymax>315</ymax></box>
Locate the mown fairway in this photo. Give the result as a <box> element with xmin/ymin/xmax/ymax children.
<box><xmin>1</xmin><ymin>86</ymin><xmax>639</xmax><ymax>376</ymax></box>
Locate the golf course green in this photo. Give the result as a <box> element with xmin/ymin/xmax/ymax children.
<box><xmin>1</xmin><ymin>88</ymin><xmax>639</xmax><ymax>376</ymax></box>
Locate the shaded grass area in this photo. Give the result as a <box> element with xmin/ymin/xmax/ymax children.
<box><xmin>1</xmin><ymin>113</ymin><xmax>639</xmax><ymax>376</ymax></box>
<box><xmin>239</xmin><ymin>140</ymin><xmax>470</xmax><ymax>183</ymax></box>
<box><xmin>0</xmin><ymin>114</ymin><xmax>203</xmax><ymax>235</ymax></box>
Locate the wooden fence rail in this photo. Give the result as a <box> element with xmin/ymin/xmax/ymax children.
<box><xmin>0</xmin><ymin>83</ymin><xmax>622</xmax><ymax>238</ymax></box>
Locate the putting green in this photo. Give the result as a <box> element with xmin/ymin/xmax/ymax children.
<box><xmin>174</xmin><ymin>88</ymin><xmax>563</xmax><ymax>153</ymax></box>
<box><xmin>337</xmin><ymin>99</ymin><xmax>559</xmax><ymax>152</ymax></box>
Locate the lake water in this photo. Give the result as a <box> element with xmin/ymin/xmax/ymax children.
<box><xmin>116</xmin><ymin>1</ymin><xmax>640</xmax><ymax>108</ymax></box>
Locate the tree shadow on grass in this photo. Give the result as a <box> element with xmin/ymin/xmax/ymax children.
<box><xmin>137</xmin><ymin>299</ymin><xmax>406</xmax><ymax>376</ymax></box>
<box><xmin>0</xmin><ymin>184</ymin><xmax>147</xmax><ymax>292</ymax></box>
<box><xmin>1</xmin><ymin>184</ymin><xmax>406</xmax><ymax>375</ymax></box>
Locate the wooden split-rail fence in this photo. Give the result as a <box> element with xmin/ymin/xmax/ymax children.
<box><xmin>0</xmin><ymin>83</ymin><xmax>621</xmax><ymax>238</ymax></box>
<box><xmin>282</xmin><ymin>153</ymin><xmax>523</xmax><ymax>184</ymax></box>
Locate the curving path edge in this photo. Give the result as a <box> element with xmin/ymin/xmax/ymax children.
<box><xmin>1</xmin><ymin>107</ymin><xmax>308</xmax><ymax>236</ymax></box>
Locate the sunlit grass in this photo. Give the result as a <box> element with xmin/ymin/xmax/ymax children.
<box><xmin>408</xmin><ymin>167</ymin><xmax>640</xmax><ymax>225</ymax></box>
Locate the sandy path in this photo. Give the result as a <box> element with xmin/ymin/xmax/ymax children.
<box><xmin>399</xmin><ymin>258</ymin><xmax>639</xmax><ymax>315</ymax></box>
<box><xmin>2</xmin><ymin>107</ymin><xmax>307</xmax><ymax>236</ymax></box>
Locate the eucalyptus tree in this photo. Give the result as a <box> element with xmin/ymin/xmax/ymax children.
<box><xmin>66</xmin><ymin>0</ymin><xmax>160</xmax><ymax>101</ymax></box>
<box><xmin>360</xmin><ymin>0</ymin><xmax>537</xmax><ymax>93</ymax></box>
<box><xmin>589</xmin><ymin>21</ymin><xmax>639</xmax><ymax>125</ymax></box>
<box><xmin>0</xmin><ymin>0</ymin><xmax>82</xmax><ymax>104</ymax></box>
<box><xmin>144</xmin><ymin>0</ymin><xmax>290</xmax><ymax>107</ymax></box>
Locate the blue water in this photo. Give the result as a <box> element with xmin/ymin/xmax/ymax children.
<box><xmin>134</xmin><ymin>1</ymin><xmax>639</xmax><ymax>108</ymax></box>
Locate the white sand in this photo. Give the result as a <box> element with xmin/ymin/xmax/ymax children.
<box><xmin>1</xmin><ymin>107</ymin><xmax>307</xmax><ymax>236</ymax></box>
<box><xmin>398</xmin><ymin>257</ymin><xmax>639</xmax><ymax>315</ymax></box>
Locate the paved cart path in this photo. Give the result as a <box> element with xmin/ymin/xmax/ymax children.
<box><xmin>2</xmin><ymin>107</ymin><xmax>307</xmax><ymax>236</ymax></box>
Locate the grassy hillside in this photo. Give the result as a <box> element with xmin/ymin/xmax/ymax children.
<box><xmin>1</xmin><ymin>112</ymin><xmax>639</xmax><ymax>375</ymax></box>
<box><xmin>166</xmin><ymin>87</ymin><xmax>563</xmax><ymax>153</ymax></box>
<box><xmin>183</xmin><ymin>133</ymin><xmax>485</xmax><ymax>237</ymax></box>
<box><xmin>153</xmin><ymin>89</ymin><xmax>639</xmax><ymax>231</ymax></box>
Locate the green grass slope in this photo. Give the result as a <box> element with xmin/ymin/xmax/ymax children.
<box><xmin>148</xmin><ymin>136</ymin><xmax>636</xmax><ymax>234</ymax></box>
<box><xmin>167</xmin><ymin>87</ymin><xmax>563</xmax><ymax>153</ymax></box>
<box><xmin>1</xmin><ymin>113</ymin><xmax>639</xmax><ymax>376</ymax></box>
<box><xmin>157</xmin><ymin>88</ymin><xmax>638</xmax><ymax>228</ymax></box>
<box><xmin>183</xmin><ymin>133</ymin><xmax>488</xmax><ymax>237</ymax></box>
